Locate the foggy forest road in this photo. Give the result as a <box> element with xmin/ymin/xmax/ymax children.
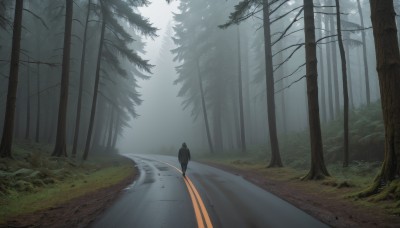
<box><xmin>91</xmin><ymin>154</ymin><xmax>328</xmax><ymax>228</ymax></box>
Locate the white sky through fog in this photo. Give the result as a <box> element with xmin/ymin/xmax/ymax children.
<box><xmin>119</xmin><ymin>1</ymin><xmax>196</xmax><ymax>154</ymax></box>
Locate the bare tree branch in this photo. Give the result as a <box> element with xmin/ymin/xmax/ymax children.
<box><xmin>273</xmin><ymin>44</ymin><xmax>304</xmax><ymax>72</ymax></box>
<box><xmin>271</xmin><ymin>7</ymin><xmax>304</xmax><ymax>46</ymax></box>
<box><xmin>272</xmin><ymin>28</ymin><xmax>304</xmax><ymax>42</ymax></box>
<box><xmin>275</xmin><ymin>75</ymin><xmax>306</xmax><ymax>94</ymax></box>
<box><xmin>23</xmin><ymin>8</ymin><xmax>49</xmax><ymax>29</ymax></box>
<box><xmin>272</xmin><ymin>42</ymin><xmax>304</xmax><ymax>58</ymax></box>
<box><xmin>274</xmin><ymin>63</ymin><xmax>306</xmax><ymax>84</ymax></box>
<box><xmin>73</xmin><ymin>18</ymin><xmax>83</xmax><ymax>27</ymax></box>
<box><xmin>270</xmin><ymin>0</ymin><xmax>290</xmax><ymax>16</ymax></box>
<box><xmin>271</xmin><ymin>5</ymin><xmax>303</xmax><ymax>25</ymax></box>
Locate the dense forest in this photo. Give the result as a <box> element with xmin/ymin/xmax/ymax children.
<box><xmin>0</xmin><ymin>0</ymin><xmax>156</xmax><ymax>160</ymax></box>
<box><xmin>0</xmin><ymin>0</ymin><xmax>399</xmax><ymax>202</ymax></box>
<box><xmin>168</xmin><ymin>0</ymin><xmax>400</xmax><ymax>195</ymax></box>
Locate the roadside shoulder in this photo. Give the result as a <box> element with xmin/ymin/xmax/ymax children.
<box><xmin>201</xmin><ymin>161</ymin><xmax>400</xmax><ymax>228</ymax></box>
<box><xmin>1</xmin><ymin>156</ymin><xmax>138</xmax><ymax>228</ymax></box>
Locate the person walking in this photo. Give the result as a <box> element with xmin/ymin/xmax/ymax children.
<box><xmin>178</xmin><ymin>142</ymin><xmax>191</xmax><ymax>177</ymax></box>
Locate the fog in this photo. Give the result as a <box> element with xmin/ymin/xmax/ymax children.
<box><xmin>119</xmin><ymin>1</ymin><xmax>198</xmax><ymax>154</ymax></box>
<box><xmin>0</xmin><ymin>0</ymin><xmax>388</xmax><ymax>162</ymax></box>
<box><xmin>119</xmin><ymin>1</ymin><xmax>379</xmax><ymax>156</ymax></box>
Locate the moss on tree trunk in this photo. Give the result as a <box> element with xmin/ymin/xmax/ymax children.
<box><xmin>360</xmin><ymin>0</ymin><xmax>400</xmax><ymax>197</ymax></box>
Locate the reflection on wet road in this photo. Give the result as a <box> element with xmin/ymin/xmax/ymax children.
<box><xmin>91</xmin><ymin>154</ymin><xmax>328</xmax><ymax>228</ymax></box>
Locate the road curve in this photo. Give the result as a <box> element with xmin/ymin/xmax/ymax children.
<box><xmin>91</xmin><ymin>154</ymin><xmax>328</xmax><ymax>228</ymax></box>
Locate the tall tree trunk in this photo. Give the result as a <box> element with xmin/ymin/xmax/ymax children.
<box><xmin>196</xmin><ymin>58</ymin><xmax>214</xmax><ymax>153</ymax></box>
<box><xmin>111</xmin><ymin>113</ymin><xmax>119</xmax><ymax>150</ymax></box>
<box><xmin>242</xmin><ymin>29</ymin><xmax>253</xmax><ymax>142</ymax></box>
<box><xmin>262</xmin><ymin>0</ymin><xmax>282</xmax><ymax>167</ymax></box>
<box><xmin>14</xmin><ymin>97</ymin><xmax>20</xmax><ymax>139</ymax></box>
<box><xmin>25</xmin><ymin>57</ymin><xmax>31</xmax><ymax>140</ymax></box>
<box><xmin>397</xmin><ymin>7</ymin><xmax>400</xmax><ymax>46</ymax></box>
<box><xmin>361</xmin><ymin>0</ymin><xmax>400</xmax><ymax>196</ymax></box>
<box><xmin>52</xmin><ymin>0</ymin><xmax>73</xmax><ymax>157</ymax></box>
<box><xmin>237</xmin><ymin>26</ymin><xmax>246</xmax><ymax>153</ymax></box>
<box><xmin>343</xmin><ymin>14</ymin><xmax>354</xmax><ymax>110</ymax></box>
<box><xmin>317</xmin><ymin>12</ymin><xmax>327</xmax><ymax>123</ymax></box>
<box><xmin>324</xmin><ymin>11</ymin><xmax>335</xmax><ymax>121</ymax></box>
<box><xmin>344</xmin><ymin>42</ymin><xmax>354</xmax><ymax>109</ymax></box>
<box><xmin>232</xmin><ymin>94</ymin><xmax>241</xmax><ymax>149</ymax></box>
<box><xmin>213</xmin><ymin>99</ymin><xmax>223</xmax><ymax>153</ymax></box>
<box><xmin>225</xmin><ymin>111</ymin><xmax>235</xmax><ymax>150</ymax></box>
<box><xmin>100</xmin><ymin>110</ymin><xmax>108</xmax><ymax>149</ymax></box>
<box><xmin>0</xmin><ymin>0</ymin><xmax>23</xmax><ymax>158</ymax></box>
<box><xmin>302</xmin><ymin>0</ymin><xmax>329</xmax><ymax>180</ymax></box>
<box><xmin>276</xmin><ymin>31</ymin><xmax>287</xmax><ymax>134</ymax></box>
<box><xmin>335</xmin><ymin>0</ymin><xmax>350</xmax><ymax>167</ymax></box>
<box><xmin>83</xmin><ymin>17</ymin><xmax>106</xmax><ymax>160</ymax></box>
<box><xmin>72</xmin><ymin>0</ymin><xmax>91</xmax><ymax>157</ymax></box>
<box><xmin>329</xmin><ymin>1</ymin><xmax>340</xmax><ymax>118</ymax></box>
<box><xmin>35</xmin><ymin>63</ymin><xmax>40</xmax><ymax>143</ymax></box>
<box><xmin>357</xmin><ymin>0</ymin><xmax>371</xmax><ymax>105</ymax></box>
<box><xmin>105</xmin><ymin>106</ymin><xmax>114</xmax><ymax>151</ymax></box>
<box><xmin>47</xmin><ymin>99</ymin><xmax>56</xmax><ymax>144</ymax></box>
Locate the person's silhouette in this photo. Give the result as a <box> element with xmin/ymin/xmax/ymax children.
<box><xmin>178</xmin><ymin>142</ymin><xmax>191</xmax><ymax>177</ymax></box>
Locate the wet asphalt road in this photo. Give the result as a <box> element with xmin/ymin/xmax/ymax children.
<box><xmin>91</xmin><ymin>154</ymin><xmax>328</xmax><ymax>228</ymax></box>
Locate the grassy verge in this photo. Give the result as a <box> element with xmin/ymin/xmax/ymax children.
<box><xmin>199</xmin><ymin>151</ymin><xmax>400</xmax><ymax>216</ymax></box>
<box><xmin>194</xmin><ymin>102</ymin><xmax>400</xmax><ymax>214</ymax></box>
<box><xmin>0</xmin><ymin>142</ymin><xmax>135</xmax><ymax>224</ymax></box>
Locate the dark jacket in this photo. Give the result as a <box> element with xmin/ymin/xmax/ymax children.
<box><xmin>178</xmin><ymin>146</ymin><xmax>191</xmax><ymax>164</ymax></box>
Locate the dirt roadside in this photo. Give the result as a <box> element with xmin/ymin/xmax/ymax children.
<box><xmin>2</xmin><ymin>165</ymin><xmax>137</xmax><ymax>228</ymax></box>
<box><xmin>203</xmin><ymin>162</ymin><xmax>400</xmax><ymax>228</ymax></box>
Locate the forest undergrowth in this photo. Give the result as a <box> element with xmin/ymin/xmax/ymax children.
<box><xmin>200</xmin><ymin>101</ymin><xmax>400</xmax><ymax>215</ymax></box>
<box><xmin>0</xmin><ymin>142</ymin><xmax>135</xmax><ymax>224</ymax></box>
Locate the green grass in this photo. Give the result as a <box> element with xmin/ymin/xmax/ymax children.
<box><xmin>197</xmin><ymin>101</ymin><xmax>399</xmax><ymax>215</ymax></box>
<box><xmin>200</xmin><ymin>153</ymin><xmax>400</xmax><ymax>217</ymax></box>
<box><xmin>0</xmin><ymin>142</ymin><xmax>135</xmax><ymax>224</ymax></box>
<box><xmin>199</xmin><ymin>151</ymin><xmax>379</xmax><ymax>189</ymax></box>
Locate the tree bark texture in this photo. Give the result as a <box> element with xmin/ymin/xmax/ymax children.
<box><xmin>262</xmin><ymin>0</ymin><xmax>282</xmax><ymax>167</ymax></box>
<box><xmin>0</xmin><ymin>0</ymin><xmax>23</xmax><ymax>158</ymax></box>
<box><xmin>369</xmin><ymin>0</ymin><xmax>400</xmax><ymax>184</ymax></box>
<box><xmin>52</xmin><ymin>0</ymin><xmax>73</xmax><ymax>157</ymax></box>
<box><xmin>335</xmin><ymin>0</ymin><xmax>350</xmax><ymax>167</ymax></box>
<box><xmin>302</xmin><ymin>0</ymin><xmax>329</xmax><ymax>180</ymax></box>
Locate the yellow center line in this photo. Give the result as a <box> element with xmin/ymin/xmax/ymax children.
<box><xmin>185</xmin><ymin>178</ymin><xmax>205</xmax><ymax>228</ymax></box>
<box><xmin>186</xmin><ymin>177</ymin><xmax>213</xmax><ymax>228</ymax></box>
<box><xmin>159</xmin><ymin>161</ymin><xmax>213</xmax><ymax>228</ymax></box>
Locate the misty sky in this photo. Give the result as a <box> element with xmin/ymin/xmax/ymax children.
<box><xmin>119</xmin><ymin>1</ymin><xmax>197</xmax><ymax>154</ymax></box>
